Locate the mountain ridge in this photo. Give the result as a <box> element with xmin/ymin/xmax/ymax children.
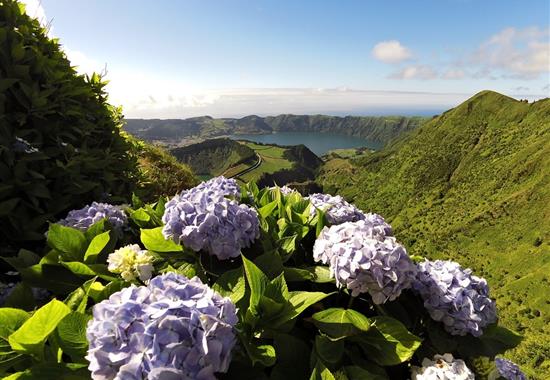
<box><xmin>124</xmin><ymin>114</ymin><xmax>427</xmax><ymax>145</ymax></box>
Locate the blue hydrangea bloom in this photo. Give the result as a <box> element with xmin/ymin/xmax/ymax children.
<box><xmin>313</xmin><ymin>219</ymin><xmax>416</xmax><ymax>303</ymax></box>
<box><xmin>413</xmin><ymin>260</ymin><xmax>497</xmax><ymax>337</ymax></box>
<box><xmin>162</xmin><ymin>186</ymin><xmax>259</xmax><ymax>260</ymax></box>
<box><xmin>188</xmin><ymin>176</ymin><xmax>241</xmax><ymax>198</ymax></box>
<box><xmin>58</xmin><ymin>202</ymin><xmax>127</xmax><ymax>231</ymax></box>
<box><xmin>495</xmin><ymin>358</ymin><xmax>526</xmax><ymax>380</ymax></box>
<box><xmin>86</xmin><ymin>273</ymin><xmax>238</xmax><ymax>380</ymax></box>
<box><xmin>308</xmin><ymin>193</ymin><xmax>366</xmax><ymax>225</ymax></box>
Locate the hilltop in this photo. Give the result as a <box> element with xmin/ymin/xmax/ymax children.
<box><xmin>124</xmin><ymin>114</ymin><xmax>426</xmax><ymax>146</ymax></box>
<box><xmin>170</xmin><ymin>138</ymin><xmax>323</xmax><ymax>187</ymax></box>
<box><xmin>317</xmin><ymin>90</ymin><xmax>550</xmax><ymax>378</ymax></box>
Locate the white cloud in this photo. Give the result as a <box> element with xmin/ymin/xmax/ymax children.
<box><xmin>442</xmin><ymin>69</ymin><xmax>465</xmax><ymax>80</ymax></box>
<box><xmin>372</xmin><ymin>40</ymin><xmax>412</xmax><ymax>63</ymax></box>
<box><xmin>64</xmin><ymin>48</ymin><xmax>106</xmax><ymax>75</ymax></box>
<box><xmin>472</xmin><ymin>26</ymin><xmax>550</xmax><ymax>79</ymax></box>
<box><xmin>115</xmin><ymin>87</ymin><xmax>470</xmax><ymax>118</ymax></box>
<box><xmin>19</xmin><ymin>0</ymin><xmax>48</xmax><ymax>28</ymax></box>
<box><xmin>388</xmin><ymin>65</ymin><xmax>438</xmax><ymax>80</ymax></box>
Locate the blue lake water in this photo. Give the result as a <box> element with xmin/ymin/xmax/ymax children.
<box><xmin>229</xmin><ymin>132</ymin><xmax>382</xmax><ymax>156</ymax></box>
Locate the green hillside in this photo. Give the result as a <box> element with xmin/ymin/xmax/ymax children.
<box><xmin>170</xmin><ymin>138</ymin><xmax>256</xmax><ymax>178</ymax></box>
<box><xmin>317</xmin><ymin>90</ymin><xmax>550</xmax><ymax>378</ymax></box>
<box><xmin>124</xmin><ymin>114</ymin><xmax>426</xmax><ymax>145</ymax></box>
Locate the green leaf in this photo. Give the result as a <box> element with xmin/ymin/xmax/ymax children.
<box><xmin>55</xmin><ymin>312</ymin><xmax>91</xmax><ymax>362</ymax></box>
<box><xmin>212</xmin><ymin>268</ymin><xmax>246</xmax><ymax>304</ymax></box>
<box><xmin>0</xmin><ymin>308</ymin><xmax>30</xmax><ymax>372</ymax></box>
<box><xmin>258</xmin><ymin>200</ymin><xmax>278</xmax><ymax>219</ymax></box>
<box><xmin>83</xmin><ymin>231</ymin><xmax>111</xmax><ymax>263</ymax></box>
<box><xmin>270</xmin><ymin>333</ymin><xmax>311</xmax><ymax>380</ymax></box>
<box><xmin>312</xmin><ymin>308</ymin><xmax>371</xmax><ymax>340</ymax></box>
<box><xmin>9</xmin><ymin>299</ymin><xmax>71</xmax><ymax>358</ymax></box>
<box><xmin>242</xmin><ymin>255</ymin><xmax>269</xmax><ymax>316</ymax></box>
<box><xmin>63</xmin><ymin>278</ymin><xmax>97</xmax><ymax>312</ymax></box>
<box><xmin>457</xmin><ymin>324</ymin><xmax>523</xmax><ymax>357</ymax></box>
<box><xmin>162</xmin><ymin>262</ymin><xmax>198</xmax><ymax>278</ymax></box>
<box><xmin>315</xmin><ymin>335</ymin><xmax>344</xmax><ymax>367</ymax></box>
<box><xmin>269</xmin><ymin>291</ymin><xmax>331</xmax><ymax>328</ymax></box>
<box><xmin>309</xmin><ymin>266</ymin><xmax>334</xmax><ymax>283</ymax></box>
<box><xmin>283</xmin><ymin>266</ymin><xmax>314</xmax><ymax>282</ymax></box>
<box><xmin>141</xmin><ymin>227</ymin><xmax>182</xmax><ymax>252</ymax></box>
<box><xmin>84</xmin><ymin>220</ymin><xmax>106</xmax><ymax>241</ymax></box>
<box><xmin>0</xmin><ymin>198</ymin><xmax>19</xmax><ymax>216</ymax></box>
<box><xmin>2</xmin><ymin>282</ymin><xmax>36</xmax><ymax>310</ymax></box>
<box><xmin>352</xmin><ymin>316</ymin><xmax>421</xmax><ymax>366</ymax></box>
<box><xmin>0</xmin><ymin>309</ymin><xmax>30</xmax><ymax>339</ymax></box>
<box><xmin>47</xmin><ymin>224</ymin><xmax>87</xmax><ymax>261</ymax></box>
<box><xmin>239</xmin><ymin>334</ymin><xmax>276</xmax><ymax>367</ymax></box>
<box><xmin>278</xmin><ymin>235</ymin><xmax>298</xmax><ymax>260</ymax></box>
<box><xmin>2</xmin><ymin>362</ymin><xmax>90</xmax><ymax>380</ymax></box>
<box><xmin>310</xmin><ymin>360</ymin><xmax>336</xmax><ymax>380</ymax></box>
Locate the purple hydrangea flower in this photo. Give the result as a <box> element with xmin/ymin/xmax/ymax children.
<box><xmin>58</xmin><ymin>202</ymin><xmax>127</xmax><ymax>231</ymax></box>
<box><xmin>411</xmin><ymin>354</ymin><xmax>474</xmax><ymax>380</ymax></box>
<box><xmin>188</xmin><ymin>176</ymin><xmax>241</xmax><ymax>198</ymax></box>
<box><xmin>413</xmin><ymin>260</ymin><xmax>497</xmax><ymax>337</ymax></box>
<box><xmin>86</xmin><ymin>273</ymin><xmax>238</xmax><ymax>380</ymax></box>
<box><xmin>308</xmin><ymin>193</ymin><xmax>366</xmax><ymax>225</ymax></box>
<box><xmin>494</xmin><ymin>358</ymin><xmax>526</xmax><ymax>380</ymax></box>
<box><xmin>313</xmin><ymin>219</ymin><xmax>416</xmax><ymax>303</ymax></box>
<box><xmin>162</xmin><ymin>189</ymin><xmax>259</xmax><ymax>260</ymax></box>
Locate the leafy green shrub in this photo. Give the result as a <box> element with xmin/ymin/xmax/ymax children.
<box><xmin>0</xmin><ymin>180</ymin><xmax>523</xmax><ymax>379</ymax></box>
<box><xmin>0</xmin><ymin>0</ymin><xmax>139</xmax><ymax>253</ymax></box>
<box><xmin>127</xmin><ymin>136</ymin><xmax>198</xmax><ymax>201</ymax></box>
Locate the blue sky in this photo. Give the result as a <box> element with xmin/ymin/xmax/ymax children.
<box><xmin>24</xmin><ymin>0</ymin><xmax>550</xmax><ymax>117</ymax></box>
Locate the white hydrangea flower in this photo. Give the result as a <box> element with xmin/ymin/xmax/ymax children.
<box><xmin>411</xmin><ymin>354</ymin><xmax>475</xmax><ymax>380</ymax></box>
<box><xmin>107</xmin><ymin>244</ymin><xmax>154</xmax><ymax>282</ymax></box>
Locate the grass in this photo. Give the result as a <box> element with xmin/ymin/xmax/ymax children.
<box><xmin>238</xmin><ymin>142</ymin><xmax>293</xmax><ymax>182</ymax></box>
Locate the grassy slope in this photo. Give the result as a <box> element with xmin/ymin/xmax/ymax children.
<box><xmin>130</xmin><ymin>138</ymin><xmax>198</xmax><ymax>200</ymax></box>
<box><xmin>170</xmin><ymin>138</ymin><xmax>256</xmax><ymax>177</ymax></box>
<box><xmin>239</xmin><ymin>142</ymin><xmax>293</xmax><ymax>182</ymax></box>
<box><xmin>317</xmin><ymin>91</ymin><xmax>550</xmax><ymax>378</ymax></box>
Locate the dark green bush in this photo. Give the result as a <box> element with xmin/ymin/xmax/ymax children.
<box><xmin>0</xmin><ymin>0</ymin><xmax>139</xmax><ymax>254</ymax></box>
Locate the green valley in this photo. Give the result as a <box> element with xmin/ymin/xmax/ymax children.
<box><xmin>169</xmin><ymin>138</ymin><xmax>322</xmax><ymax>187</ymax></box>
<box><xmin>317</xmin><ymin>90</ymin><xmax>550</xmax><ymax>378</ymax></box>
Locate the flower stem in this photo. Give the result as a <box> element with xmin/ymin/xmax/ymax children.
<box><xmin>347</xmin><ymin>296</ymin><xmax>355</xmax><ymax>309</ymax></box>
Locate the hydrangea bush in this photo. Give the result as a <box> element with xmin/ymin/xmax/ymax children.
<box><xmin>313</xmin><ymin>219</ymin><xmax>416</xmax><ymax>303</ymax></box>
<box><xmin>86</xmin><ymin>273</ymin><xmax>237</xmax><ymax>379</ymax></box>
<box><xmin>413</xmin><ymin>259</ymin><xmax>497</xmax><ymax>337</ymax></box>
<box><xmin>0</xmin><ymin>177</ymin><xmax>526</xmax><ymax>379</ymax></box>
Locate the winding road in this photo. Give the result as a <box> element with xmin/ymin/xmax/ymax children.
<box><xmin>227</xmin><ymin>153</ymin><xmax>262</xmax><ymax>179</ymax></box>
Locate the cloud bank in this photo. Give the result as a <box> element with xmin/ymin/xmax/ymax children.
<box><xmin>372</xmin><ymin>40</ymin><xmax>412</xmax><ymax>63</ymax></box>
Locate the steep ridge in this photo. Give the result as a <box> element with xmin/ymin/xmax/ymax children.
<box><xmin>124</xmin><ymin>114</ymin><xmax>426</xmax><ymax>145</ymax></box>
<box><xmin>317</xmin><ymin>91</ymin><xmax>550</xmax><ymax>377</ymax></box>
